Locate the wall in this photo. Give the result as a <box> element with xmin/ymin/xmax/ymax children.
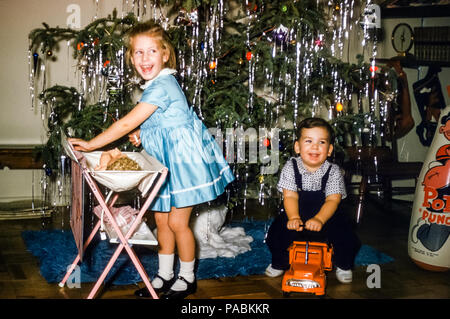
<box><xmin>0</xmin><ymin>0</ymin><xmax>123</xmax><ymax>202</ymax></box>
<box><xmin>379</xmin><ymin>16</ymin><xmax>450</xmax><ymax>162</ymax></box>
<box><xmin>377</xmin><ymin>15</ymin><xmax>450</xmax><ymax>200</ymax></box>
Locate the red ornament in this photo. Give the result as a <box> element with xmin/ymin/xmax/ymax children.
<box><xmin>263</xmin><ymin>138</ymin><xmax>270</xmax><ymax>147</ymax></box>
<box><xmin>247</xmin><ymin>2</ymin><xmax>258</xmax><ymax>12</ymax></box>
<box><xmin>246</xmin><ymin>51</ymin><xmax>253</xmax><ymax>61</ymax></box>
<box><xmin>103</xmin><ymin>60</ymin><xmax>110</xmax><ymax>68</ymax></box>
<box><xmin>369</xmin><ymin>65</ymin><xmax>379</xmax><ymax>79</ymax></box>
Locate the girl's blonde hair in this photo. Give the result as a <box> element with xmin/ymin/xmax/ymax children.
<box><xmin>125</xmin><ymin>21</ymin><xmax>176</xmax><ymax>70</ymax></box>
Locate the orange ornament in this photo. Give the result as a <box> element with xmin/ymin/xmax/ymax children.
<box><xmin>209</xmin><ymin>61</ymin><xmax>217</xmax><ymax>70</ymax></box>
<box><xmin>336</xmin><ymin>102</ymin><xmax>343</xmax><ymax>112</ymax></box>
<box><xmin>77</xmin><ymin>42</ymin><xmax>84</xmax><ymax>50</ymax></box>
<box><xmin>246</xmin><ymin>51</ymin><xmax>253</xmax><ymax>61</ymax></box>
<box><xmin>263</xmin><ymin>138</ymin><xmax>270</xmax><ymax>147</ymax></box>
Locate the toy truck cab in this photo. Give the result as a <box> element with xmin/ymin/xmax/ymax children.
<box><xmin>281</xmin><ymin>241</ymin><xmax>333</xmax><ymax>296</ymax></box>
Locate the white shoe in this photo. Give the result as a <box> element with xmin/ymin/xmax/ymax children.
<box><xmin>265</xmin><ymin>264</ymin><xmax>284</xmax><ymax>277</ymax></box>
<box><xmin>335</xmin><ymin>267</ymin><xmax>352</xmax><ymax>284</ymax></box>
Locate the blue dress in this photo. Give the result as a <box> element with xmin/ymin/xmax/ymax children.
<box><xmin>139</xmin><ymin>69</ymin><xmax>235</xmax><ymax>212</ymax></box>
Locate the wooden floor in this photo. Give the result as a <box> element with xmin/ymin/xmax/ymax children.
<box><xmin>0</xmin><ymin>196</ymin><xmax>449</xmax><ymax>301</ymax></box>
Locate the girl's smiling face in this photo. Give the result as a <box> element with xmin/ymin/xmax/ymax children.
<box><xmin>294</xmin><ymin>127</ymin><xmax>333</xmax><ymax>172</ymax></box>
<box><xmin>130</xmin><ymin>34</ymin><xmax>169</xmax><ymax>81</ymax></box>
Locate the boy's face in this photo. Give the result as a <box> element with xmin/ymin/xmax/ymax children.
<box><xmin>294</xmin><ymin>127</ymin><xmax>333</xmax><ymax>172</ymax></box>
<box><xmin>130</xmin><ymin>34</ymin><xmax>169</xmax><ymax>81</ymax></box>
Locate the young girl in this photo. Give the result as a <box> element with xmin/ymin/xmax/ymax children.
<box><xmin>69</xmin><ymin>21</ymin><xmax>235</xmax><ymax>299</ymax></box>
<box><xmin>265</xmin><ymin>117</ymin><xmax>360</xmax><ymax>283</ymax></box>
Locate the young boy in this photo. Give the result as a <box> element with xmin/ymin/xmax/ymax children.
<box><xmin>265</xmin><ymin>117</ymin><xmax>361</xmax><ymax>283</ymax></box>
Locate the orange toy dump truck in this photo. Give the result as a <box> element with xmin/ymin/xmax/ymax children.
<box><xmin>282</xmin><ymin>241</ymin><xmax>333</xmax><ymax>297</ymax></box>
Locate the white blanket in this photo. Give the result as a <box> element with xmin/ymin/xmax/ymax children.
<box><xmin>190</xmin><ymin>205</ymin><xmax>253</xmax><ymax>259</ymax></box>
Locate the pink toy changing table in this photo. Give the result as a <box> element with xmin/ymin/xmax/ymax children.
<box><xmin>58</xmin><ymin>136</ymin><xmax>168</xmax><ymax>299</ymax></box>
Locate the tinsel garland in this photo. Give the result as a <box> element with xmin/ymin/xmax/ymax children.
<box><xmin>28</xmin><ymin>0</ymin><xmax>391</xmax><ymax>209</ymax></box>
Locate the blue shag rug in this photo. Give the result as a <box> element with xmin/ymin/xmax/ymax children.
<box><xmin>22</xmin><ymin>220</ymin><xmax>393</xmax><ymax>285</ymax></box>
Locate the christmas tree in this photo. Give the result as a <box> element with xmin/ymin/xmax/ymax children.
<box><xmin>28</xmin><ymin>0</ymin><xmax>381</xmax><ymax>210</ymax></box>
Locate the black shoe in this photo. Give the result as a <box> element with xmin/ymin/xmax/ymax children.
<box><xmin>160</xmin><ymin>276</ymin><xmax>197</xmax><ymax>300</ymax></box>
<box><xmin>134</xmin><ymin>274</ymin><xmax>175</xmax><ymax>298</ymax></box>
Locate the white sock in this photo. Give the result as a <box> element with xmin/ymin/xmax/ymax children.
<box><xmin>152</xmin><ymin>253</ymin><xmax>174</xmax><ymax>289</ymax></box>
<box><xmin>171</xmin><ymin>259</ymin><xmax>195</xmax><ymax>291</ymax></box>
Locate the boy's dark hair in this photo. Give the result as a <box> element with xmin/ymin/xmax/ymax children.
<box><xmin>296</xmin><ymin>117</ymin><xmax>335</xmax><ymax>144</ymax></box>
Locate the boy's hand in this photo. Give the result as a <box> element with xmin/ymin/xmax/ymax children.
<box><xmin>305</xmin><ymin>217</ymin><xmax>323</xmax><ymax>232</ymax></box>
<box><xmin>287</xmin><ymin>217</ymin><xmax>303</xmax><ymax>232</ymax></box>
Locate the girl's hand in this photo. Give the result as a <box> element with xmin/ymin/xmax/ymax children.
<box><xmin>68</xmin><ymin>138</ymin><xmax>94</xmax><ymax>152</ymax></box>
<box><xmin>305</xmin><ymin>217</ymin><xmax>323</xmax><ymax>232</ymax></box>
<box><xmin>128</xmin><ymin>129</ymin><xmax>141</xmax><ymax>147</ymax></box>
<box><xmin>287</xmin><ymin>217</ymin><xmax>303</xmax><ymax>232</ymax></box>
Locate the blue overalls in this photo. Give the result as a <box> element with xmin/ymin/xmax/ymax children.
<box><xmin>266</xmin><ymin>159</ymin><xmax>361</xmax><ymax>271</ymax></box>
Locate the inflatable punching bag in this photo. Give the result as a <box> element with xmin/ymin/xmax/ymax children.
<box><xmin>408</xmin><ymin>106</ymin><xmax>450</xmax><ymax>271</ymax></box>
